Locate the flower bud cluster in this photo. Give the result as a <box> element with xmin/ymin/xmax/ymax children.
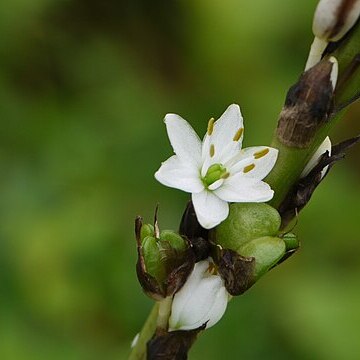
<box><xmin>135</xmin><ymin>217</ymin><xmax>195</xmax><ymax>301</ymax></box>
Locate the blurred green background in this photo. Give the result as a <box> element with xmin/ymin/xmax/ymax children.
<box><xmin>1</xmin><ymin>0</ymin><xmax>360</xmax><ymax>359</ymax></box>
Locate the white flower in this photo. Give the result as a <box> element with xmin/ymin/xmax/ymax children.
<box><xmin>301</xmin><ymin>136</ymin><xmax>332</xmax><ymax>179</ymax></box>
<box><xmin>155</xmin><ymin>104</ymin><xmax>278</xmax><ymax>229</ymax></box>
<box><xmin>168</xmin><ymin>259</ymin><xmax>228</xmax><ymax>331</ymax></box>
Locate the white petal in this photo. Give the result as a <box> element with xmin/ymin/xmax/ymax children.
<box><xmin>228</xmin><ymin>146</ymin><xmax>278</xmax><ymax>180</ymax></box>
<box><xmin>169</xmin><ymin>261</ymin><xmax>209</xmax><ymax>329</ymax></box>
<box><xmin>313</xmin><ymin>0</ymin><xmax>360</xmax><ymax>41</ymax></box>
<box><xmin>192</xmin><ymin>191</ymin><xmax>229</xmax><ymax>229</ymax></box>
<box><xmin>155</xmin><ymin>155</ymin><xmax>204</xmax><ymax>193</ymax></box>
<box><xmin>131</xmin><ymin>333</ymin><xmax>139</xmax><ymax>348</ymax></box>
<box><xmin>164</xmin><ymin>113</ymin><xmax>202</xmax><ymax>167</ymax></box>
<box><xmin>301</xmin><ymin>136</ymin><xmax>331</xmax><ymax>179</ymax></box>
<box><xmin>203</xmin><ymin>285</ymin><xmax>228</xmax><ymax>329</ymax></box>
<box><xmin>208</xmin><ymin>179</ymin><xmax>224</xmax><ymax>191</ymax></box>
<box><xmin>329</xmin><ymin>57</ymin><xmax>338</xmax><ymax>90</ymax></box>
<box><xmin>169</xmin><ymin>260</ymin><xmax>228</xmax><ymax>331</ymax></box>
<box><xmin>214</xmin><ymin>174</ymin><xmax>274</xmax><ymax>203</ymax></box>
<box><xmin>202</xmin><ymin>104</ymin><xmax>244</xmax><ymax>165</ymax></box>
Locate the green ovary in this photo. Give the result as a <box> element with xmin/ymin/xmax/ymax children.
<box><xmin>202</xmin><ymin>163</ymin><xmax>227</xmax><ymax>187</ymax></box>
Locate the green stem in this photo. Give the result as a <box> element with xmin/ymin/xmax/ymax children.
<box><xmin>157</xmin><ymin>296</ymin><xmax>173</xmax><ymax>330</ymax></box>
<box><xmin>267</xmin><ymin>22</ymin><xmax>360</xmax><ymax>208</ymax></box>
<box><xmin>128</xmin><ymin>303</ymin><xmax>159</xmax><ymax>360</ymax></box>
<box><xmin>267</xmin><ymin>110</ymin><xmax>345</xmax><ymax>209</ymax></box>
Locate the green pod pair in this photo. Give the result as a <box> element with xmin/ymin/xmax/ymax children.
<box><xmin>136</xmin><ymin>215</ymin><xmax>195</xmax><ymax>300</ymax></box>
<box><xmin>214</xmin><ymin>203</ymin><xmax>282</xmax><ymax>251</ymax></box>
<box><xmin>238</xmin><ymin>236</ymin><xmax>286</xmax><ymax>279</ymax></box>
<box><xmin>141</xmin><ymin>228</ymin><xmax>189</xmax><ymax>284</ymax></box>
<box><xmin>213</xmin><ymin>203</ymin><xmax>289</xmax><ymax>281</ymax></box>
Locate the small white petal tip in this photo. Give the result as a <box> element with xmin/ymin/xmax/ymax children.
<box><xmin>131</xmin><ymin>333</ymin><xmax>140</xmax><ymax>348</ymax></box>
<box><xmin>301</xmin><ymin>136</ymin><xmax>332</xmax><ymax>179</ymax></box>
<box><xmin>329</xmin><ymin>57</ymin><xmax>338</xmax><ymax>90</ymax></box>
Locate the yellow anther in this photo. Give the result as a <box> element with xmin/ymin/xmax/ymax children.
<box><xmin>207</xmin><ymin>118</ymin><xmax>215</xmax><ymax>135</ymax></box>
<box><xmin>207</xmin><ymin>262</ymin><xmax>218</xmax><ymax>275</ymax></box>
<box><xmin>221</xmin><ymin>172</ymin><xmax>230</xmax><ymax>179</ymax></box>
<box><xmin>243</xmin><ymin>164</ymin><xmax>255</xmax><ymax>173</ymax></box>
<box><xmin>210</xmin><ymin>144</ymin><xmax>215</xmax><ymax>157</ymax></box>
<box><xmin>254</xmin><ymin>148</ymin><xmax>269</xmax><ymax>159</ymax></box>
<box><xmin>233</xmin><ymin>128</ymin><xmax>244</xmax><ymax>141</ymax></box>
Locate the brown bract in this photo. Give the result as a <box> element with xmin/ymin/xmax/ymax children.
<box><xmin>330</xmin><ymin>0</ymin><xmax>360</xmax><ymax>39</ymax></box>
<box><xmin>179</xmin><ymin>201</ymin><xmax>211</xmax><ymax>262</ymax></box>
<box><xmin>276</xmin><ymin>59</ymin><xmax>335</xmax><ymax>148</ymax></box>
<box><xmin>147</xmin><ymin>324</ymin><xmax>206</xmax><ymax>360</ymax></box>
<box><xmin>279</xmin><ymin>135</ymin><xmax>360</xmax><ymax>228</ymax></box>
<box><xmin>214</xmin><ymin>247</ymin><xmax>256</xmax><ymax>296</ymax></box>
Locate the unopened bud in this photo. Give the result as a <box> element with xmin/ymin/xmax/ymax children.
<box><xmin>213</xmin><ymin>203</ymin><xmax>281</xmax><ymax>252</ymax></box>
<box><xmin>313</xmin><ymin>0</ymin><xmax>360</xmax><ymax>41</ymax></box>
<box><xmin>306</xmin><ymin>0</ymin><xmax>360</xmax><ymax>69</ymax></box>
<box><xmin>168</xmin><ymin>259</ymin><xmax>229</xmax><ymax>331</ymax></box>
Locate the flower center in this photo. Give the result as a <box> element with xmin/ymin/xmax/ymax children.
<box><xmin>202</xmin><ymin>163</ymin><xmax>229</xmax><ymax>187</ymax></box>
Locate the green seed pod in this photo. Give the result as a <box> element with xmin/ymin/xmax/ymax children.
<box><xmin>238</xmin><ymin>236</ymin><xmax>286</xmax><ymax>279</ymax></box>
<box><xmin>135</xmin><ymin>216</ymin><xmax>195</xmax><ymax>300</ymax></box>
<box><xmin>160</xmin><ymin>230</ymin><xmax>188</xmax><ymax>252</ymax></box>
<box><xmin>140</xmin><ymin>223</ymin><xmax>154</xmax><ymax>242</ymax></box>
<box><xmin>213</xmin><ymin>203</ymin><xmax>281</xmax><ymax>252</ymax></box>
<box><xmin>142</xmin><ymin>230</ymin><xmax>189</xmax><ymax>285</ymax></box>
<box><xmin>282</xmin><ymin>232</ymin><xmax>299</xmax><ymax>251</ymax></box>
<box><xmin>142</xmin><ymin>235</ymin><xmax>167</xmax><ymax>284</ymax></box>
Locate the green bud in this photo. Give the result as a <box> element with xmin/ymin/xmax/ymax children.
<box><xmin>136</xmin><ymin>221</ymin><xmax>195</xmax><ymax>300</ymax></box>
<box><xmin>238</xmin><ymin>236</ymin><xmax>286</xmax><ymax>279</ymax></box>
<box><xmin>140</xmin><ymin>224</ymin><xmax>154</xmax><ymax>242</ymax></box>
<box><xmin>160</xmin><ymin>230</ymin><xmax>188</xmax><ymax>252</ymax></box>
<box><xmin>213</xmin><ymin>203</ymin><xmax>281</xmax><ymax>252</ymax></box>
<box><xmin>282</xmin><ymin>232</ymin><xmax>299</xmax><ymax>251</ymax></box>
<box><xmin>142</xmin><ymin>231</ymin><xmax>188</xmax><ymax>285</ymax></box>
<box><xmin>142</xmin><ymin>235</ymin><xmax>167</xmax><ymax>284</ymax></box>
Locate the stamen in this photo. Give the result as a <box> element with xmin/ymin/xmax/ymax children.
<box><xmin>210</xmin><ymin>144</ymin><xmax>215</xmax><ymax>157</ymax></box>
<box><xmin>233</xmin><ymin>128</ymin><xmax>244</xmax><ymax>141</ymax></box>
<box><xmin>207</xmin><ymin>262</ymin><xmax>218</xmax><ymax>275</ymax></box>
<box><xmin>254</xmin><ymin>148</ymin><xmax>269</xmax><ymax>159</ymax></box>
<box><xmin>221</xmin><ymin>172</ymin><xmax>230</xmax><ymax>179</ymax></box>
<box><xmin>243</xmin><ymin>164</ymin><xmax>255</xmax><ymax>173</ymax></box>
<box><xmin>207</xmin><ymin>118</ymin><xmax>215</xmax><ymax>135</ymax></box>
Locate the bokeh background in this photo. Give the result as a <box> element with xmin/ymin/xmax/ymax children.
<box><xmin>1</xmin><ymin>0</ymin><xmax>360</xmax><ymax>359</ymax></box>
